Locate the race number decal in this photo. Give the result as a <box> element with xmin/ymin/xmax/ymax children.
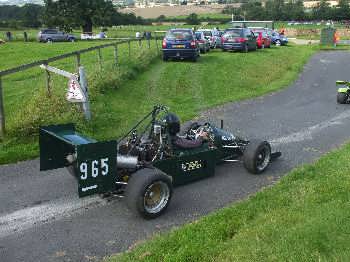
<box><xmin>79</xmin><ymin>158</ymin><xmax>109</xmax><ymax>180</ymax></box>
<box><xmin>181</xmin><ymin>160</ymin><xmax>203</xmax><ymax>172</ymax></box>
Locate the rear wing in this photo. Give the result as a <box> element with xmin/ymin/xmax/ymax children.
<box><xmin>39</xmin><ymin>124</ymin><xmax>117</xmax><ymax>197</ymax></box>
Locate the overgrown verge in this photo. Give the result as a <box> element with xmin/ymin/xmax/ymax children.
<box><xmin>107</xmin><ymin>141</ymin><xmax>350</xmax><ymax>262</ymax></box>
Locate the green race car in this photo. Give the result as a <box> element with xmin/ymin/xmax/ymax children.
<box><xmin>336</xmin><ymin>80</ymin><xmax>350</xmax><ymax>104</ymax></box>
<box><xmin>39</xmin><ymin>105</ymin><xmax>281</xmax><ymax>219</ymax></box>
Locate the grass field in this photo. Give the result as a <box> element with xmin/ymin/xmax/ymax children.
<box><xmin>108</xmin><ymin>139</ymin><xmax>350</xmax><ymax>262</ymax></box>
<box><xmin>0</xmin><ymin>42</ymin><xmax>317</xmax><ymax>164</ymax></box>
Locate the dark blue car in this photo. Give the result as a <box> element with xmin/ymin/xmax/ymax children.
<box><xmin>267</xmin><ymin>29</ymin><xmax>288</xmax><ymax>46</ymax></box>
<box><xmin>162</xmin><ymin>29</ymin><xmax>200</xmax><ymax>62</ymax></box>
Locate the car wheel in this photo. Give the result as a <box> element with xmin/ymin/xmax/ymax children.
<box><xmin>243</xmin><ymin>140</ymin><xmax>271</xmax><ymax>174</ymax></box>
<box><xmin>337</xmin><ymin>92</ymin><xmax>348</xmax><ymax>104</ymax></box>
<box><xmin>222</xmin><ymin>49</ymin><xmax>227</xmax><ymax>52</ymax></box>
<box><xmin>201</xmin><ymin>48</ymin><xmax>206</xmax><ymax>54</ymax></box>
<box><xmin>68</xmin><ymin>38</ymin><xmax>75</xmax><ymax>42</ymax></box>
<box><xmin>276</xmin><ymin>40</ymin><xmax>281</xmax><ymax>46</ymax></box>
<box><xmin>163</xmin><ymin>55</ymin><xmax>168</xmax><ymax>61</ymax></box>
<box><xmin>125</xmin><ymin>168</ymin><xmax>173</xmax><ymax>219</ymax></box>
<box><xmin>243</xmin><ymin>44</ymin><xmax>249</xmax><ymax>53</ymax></box>
<box><xmin>192</xmin><ymin>55</ymin><xmax>198</xmax><ymax>62</ymax></box>
<box><xmin>207</xmin><ymin>46</ymin><xmax>210</xmax><ymax>52</ymax></box>
<box><xmin>46</xmin><ymin>38</ymin><xmax>53</xmax><ymax>43</ymax></box>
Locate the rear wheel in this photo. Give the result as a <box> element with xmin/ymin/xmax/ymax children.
<box><xmin>125</xmin><ymin>168</ymin><xmax>173</xmax><ymax>219</ymax></box>
<box><xmin>243</xmin><ymin>44</ymin><xmax>249</xmax><ymax>53</ymax></box>
<box><xmin>192</xmin><ymin>55</ymin><xmax>198</xmax><ymax>62</ymax></box>
<box><xmin>243</xmin><ymin>140</ymin><xmax>271</xmax><ymax>174</ymax></box>
<box><xmin>337</xmin><ymin>92</ymin><xmax>348</xmax><ymax>104</ymax></box>
<box><xmin>46</xmin><ymin>38</ymin><xmax>53</xmax><ymax>43</ymax></box>
<box><xmin>275</xmin><ymin>40</ymin><xmax>281</xmax><ymax>46</ymax></box>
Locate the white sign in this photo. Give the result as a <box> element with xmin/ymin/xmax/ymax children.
<box><xmin>66</xmin><ymin>78</ymin><xmax>86</xmax><ymax>103</ymax></box>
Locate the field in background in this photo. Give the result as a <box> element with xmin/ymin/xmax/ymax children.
<box><xmin>119</xmin><ymin>4</ymin><xmax>227</xmax><ymax>19</ymax></box>
<box><xmin>0</xmin><ymin>40</ymin><xmax>317</xmax><ymax>164</ymax></box>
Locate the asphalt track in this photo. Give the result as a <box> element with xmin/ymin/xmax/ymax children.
<box><xmin>1</xmin><ymin>51</ymin><xmax>350</xmax><ymax>262</ymax></box>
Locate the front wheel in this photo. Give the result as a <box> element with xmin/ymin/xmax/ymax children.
<box><xmin>125</xmin><ymin>168</ymin><xmax>173</xmax><ymax>219</ymax></box>
<box><xmin>337</xmin><ymin>92</ymin><xmax>348</xmax><ymax>104</ymax></box>
<box><xmin>243</xmin><ymin>140</ymin><xmax>271</xmax><ymax>174</ymax></box>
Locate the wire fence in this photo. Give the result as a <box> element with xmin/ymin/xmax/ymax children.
<box><xmin>0</xmin><ymin>37</ymin><xmax>162</xmax><ymax>138</ymax></box>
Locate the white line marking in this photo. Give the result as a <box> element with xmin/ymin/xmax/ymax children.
<box><xmin>271</xmin><ymin>110</ymin><xmax>350</xmax><ymax>145</ymax></box>
<box><xmin>0</xmin><ymin>196</ymin><xmax>107</xmax><ymax>238</ymax></box>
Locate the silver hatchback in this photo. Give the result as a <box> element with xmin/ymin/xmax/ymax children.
<box><xmin>37</xmin><ymin>29</ymin><xmax>76</xmax><ymax>43</ymax></box>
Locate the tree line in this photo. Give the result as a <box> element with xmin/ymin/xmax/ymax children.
<box><xmin>223</xmin><ymin>0</ymin><xmax>350</xmax><ymax>21</ymax></box>
<box><xmin>0</xmin><ymin>1</ymin><xmax>149</xmax><ymax>30</ymax></box>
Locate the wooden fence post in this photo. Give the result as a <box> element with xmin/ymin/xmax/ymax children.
<box><xmin>44</xmin><ymin>62</ymin><xmax>51</xmax><ymax>96</ymax></box>
<box><xmin>128</xmin><ymin>40</ymin><xmax>131</xmax><ymax>57</ymax></box>
<box><xmin>76</xmin><ymin>52</ymin><xmax>81</xmax><ymax>71</ymax></box>
<box><xmin>114</xmin><ymin>44</ymin><xmax>118</xmax><ymax>66</ymax></box>
<box><xmin>0</xmin><ymin>76</ymin><xmax>5</xmax><ymax>138</ymax></box>
<box><xmin>155</xmin><ymin>35</ymin><xmax>159</xmax><ymax>55</ymax></box>
<box><xmin>97</xmin><ymin>48</ymin><xmax>102</xmax><ymax>71</ymax></box>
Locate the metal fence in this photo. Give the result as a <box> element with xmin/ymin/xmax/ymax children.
<box><xmin>0</xmin><ymin>37</ymin><xmax>161</xmax><ymax>138</ymax></box>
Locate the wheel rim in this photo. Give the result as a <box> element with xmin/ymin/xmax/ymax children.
<box><xmin>276</xmin><ymin>40</ymin><xmax>281</xmax><ymax>46</ymax></box>
<box><xmin>144</xmin><ymin>181</ymin><xmax>170</xmax><ymax>214</ymax></box>
<box><xmin>256</xmin><ymin>146</ymin><xmax>271</xmax><ymax>172</ymax></box>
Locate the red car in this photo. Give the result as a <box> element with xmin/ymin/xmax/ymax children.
<box><xmin>251</xmin><ymin>29</ymin><xmax>271</xmax><ymax>49</ymax></box>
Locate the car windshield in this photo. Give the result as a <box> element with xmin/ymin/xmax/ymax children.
<box><xmin>223</xmin><ymin>30</ymin><xmax>241</xmax><ymax>38</ymax></box>
<box><xmin>195</xmin><ymin>32</ymin><xmax>202</xmax><ymax>40</ymax></box>
<box><xmin>166</xmin><ymin>30</ymin><xmax>193</xmax><ymax>40</ymax></box>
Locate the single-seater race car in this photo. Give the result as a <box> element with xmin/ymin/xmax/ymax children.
<box><xmin>39</xmin><ymin>105</ymin><xmax>281</xmax><ymax>219</ymax></box>
<box><xmin>337</xmin><ymin>80</ymin><xmax>350</xmax><ymax>104</ymax></box>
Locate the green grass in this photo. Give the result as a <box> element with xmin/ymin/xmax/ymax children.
<box><xmin>107</xmin><ymin>140</ymin><xmax>350</xmax><ymax>262</ymax></box>
<box><xmin>0</xmin><ymin>43</ymin><xmax>317</xmax><ymax>164</ymax></box>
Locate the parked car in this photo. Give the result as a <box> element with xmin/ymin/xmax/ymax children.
<box><xmin>195</xmin><ymin>31</ymin><xmax>210</xmax><ymax>53</ymax></box>
<box><xmin>37</xmin><ymin>29</ymin><xmax>76</xmax><ymax>43</ymax></box>
<box><xmin>221</xmin><ymin>28</ymin><xmax>257</xmax><ymax>52</ymax></box>
<box><xmin>197</xmin><ymin>29</ymin><xmax>216</xmax><ymax>48</ymax></box>
<box><xmin>266</xmin><ymin>29</ymin><xmax>288</xmax><ymax>46</ymax></box>
<box><xmin>162</xmin><ymin>29</ymin><xmax>200</xmax><ymax>62</ymax></box>
<box><xmin>250</xmin><ymin>28</ymin><xmax>271</xmax><ymax>48</ymax></box>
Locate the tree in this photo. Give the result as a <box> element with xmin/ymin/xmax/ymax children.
<box><xmin>336</xmin><ymin>0</ymin><xmax>350</xmax><ymax>20</ymax></box>
<box><xmin>43</xmin><ymin>0</ymin><xmax>116</xmax><ymax>32</ymax></box>
<box><xmin>312</xmin><ymin>0</ymin><xmax>332</xmax><ymax>20</ymax></box>
<box><xmin>186</xmin><ymin>13</ymin><xmax>200</xmax><ymax>25</ymax></box>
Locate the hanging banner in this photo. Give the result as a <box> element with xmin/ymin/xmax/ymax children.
<box><xmin>66</xmin><ymin>77</ymin><xmax>86</xmax><ymax>103</ymax></box>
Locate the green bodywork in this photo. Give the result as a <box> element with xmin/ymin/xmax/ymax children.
<box><xmin>40</xmin><ymin>124</ymin><xmax>222</xmax><ymax>197</ymax></box>
<box><xmin>336</xmin><ymin>80</ymin><xmax>350</xmax><ymax>93</ymax></box>
<box><xmin>154</xmin><ymin>144</ymin><xmax>217</xmax><ymax>186</ymax></box>
<box><xmin>40</xmin><ymin>124</ymin><xmax>117</xmax><ymax>197</ymax></box>
<box><xmin>338</xmin><ymin>87</ymin><xmax>350</xmax><ymax>93</ymax></box>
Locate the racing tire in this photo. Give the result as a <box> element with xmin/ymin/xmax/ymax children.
<box><xmin>275</xmin><ymin>40</ymin><xmax>281</xmax><ymax>46</ymax></box>
<box><xmin>337</xmin><ymin>92</ymin><xmax>348</xmax><ymax>104</ymax></box>
<box><xmin>243</xmin><ymin>140</ymin><xmax>271</xmax><ymax>174</ymax></box>
<box><xmin>125</xmin><ymin>168</ymin><xmax>173</xmax><ymax>219</ymax></box>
